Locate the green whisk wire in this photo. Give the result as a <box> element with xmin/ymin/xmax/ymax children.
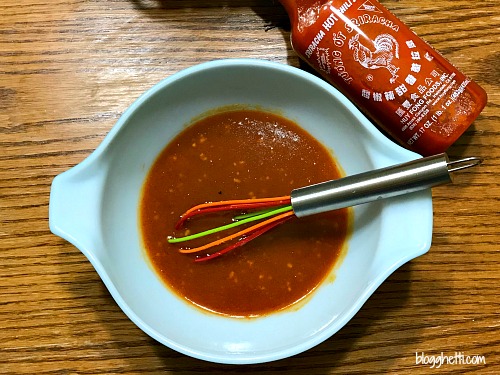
<box><xmin>168</xmin><ymin>205</ymin><xmax>293</xmax><ymax>244</ymax></box>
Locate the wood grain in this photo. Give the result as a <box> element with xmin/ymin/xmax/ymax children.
<box><xmin>1</xmin><ymin>0</ymin><xmax>499</xmax><ymax>373</ymax></box>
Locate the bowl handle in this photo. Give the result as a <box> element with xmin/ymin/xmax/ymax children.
<box><xmin>49</xmin><ymin>163</ymin><xmax>105</xmax><ymax>260</ymax></box>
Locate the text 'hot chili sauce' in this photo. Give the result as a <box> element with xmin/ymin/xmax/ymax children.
<box><xmin>279</xmin><ymin>0</ymin><xmax>487</xmax><ymax>155</ymax></box>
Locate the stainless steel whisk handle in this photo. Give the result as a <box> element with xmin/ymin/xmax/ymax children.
<box><xmin>290</xmin><ymin>153</ymin><xmax>481</xmax><ymax>218</ymax></box>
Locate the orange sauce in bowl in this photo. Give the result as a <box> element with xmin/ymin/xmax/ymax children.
<box><xmin>140</xmin><ymin>109</ymin><xmax>350</xmax><ymax>317</ymax></box>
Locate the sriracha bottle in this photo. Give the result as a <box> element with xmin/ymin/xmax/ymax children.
<box><xmin>278</xmin><ymin>0</ymin><xmax>487</xmax><ymax>155</ymax></box>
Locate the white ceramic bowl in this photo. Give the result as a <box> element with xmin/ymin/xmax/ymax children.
<box><xmin>49</xmin><ymin>59</ymin><xmax>432</xmax><ymax>364</ymax></box>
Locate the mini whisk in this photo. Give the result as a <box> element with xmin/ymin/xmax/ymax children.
<box><xmin>168</xmin><ymin>153</ymin><xmax>481</xmax><ymax>261</ymax></box>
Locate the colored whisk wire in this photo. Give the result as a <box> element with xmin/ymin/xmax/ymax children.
<box><xmin>168</xmin><ymin>196</ymin><xmax>295</xmax><ymax>261</ymax></box>
<box><xmin>169</xmin><ymin>204</ymin><xmax>293</xmax><ymax>244</ymax></box>
<box><xmin>194</xmin><ymin>212</ymin><xmax>294</xmax><ymax>262</ymax></box>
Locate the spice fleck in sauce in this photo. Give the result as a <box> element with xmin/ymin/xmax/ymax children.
<box><xmin>140</xmin><ymin>109</ymin><xmax>350</xmax><ymax>317</ymax></box>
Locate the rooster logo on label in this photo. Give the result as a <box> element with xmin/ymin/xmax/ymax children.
<box><xmin>349</xmin><ymin>33</ymin><xmax>400</xmax><ymax>83</ymax></box>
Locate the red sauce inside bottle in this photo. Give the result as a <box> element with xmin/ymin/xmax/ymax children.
<box><xmin>279</xmin><ymin>0</ymin><xmax>487</xmax><ymax>155</ymax></box>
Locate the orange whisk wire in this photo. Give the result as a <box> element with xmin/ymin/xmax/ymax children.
<box><xmin>194</xmin><ymin>212</ymin><xmax>295</xmax><ymax>262</ymax></box>
<box><xmin>178</xmin><ymin>210</ymin><xmax>295</xmax><ymax>254</ymax></box>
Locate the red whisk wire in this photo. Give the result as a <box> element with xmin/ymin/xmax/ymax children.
<box><xmin>174</xmin><ymin>196</ymin><xmax>291</xmax><ymax>229</ymax></box>
<box><xmin>170</xmin><ymin>196</ymin><xmax>295</xmax><ymax>261</ymax></box>
<box><xmin>194</xmin><ymin>213</ymin><xmax>295</xmax><ymax>262</ymax></box>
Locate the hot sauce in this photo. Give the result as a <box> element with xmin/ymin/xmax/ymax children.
<box><xmin>278</xmin><ymin>0</ymin><xmax>487</xmax><ymax>155</ymax></box>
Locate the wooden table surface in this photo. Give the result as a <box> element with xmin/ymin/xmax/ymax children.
<box><xmin>1</xmin><ymin>0</ymin><xmax>499</xmax><ymax>373</ymax></box>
